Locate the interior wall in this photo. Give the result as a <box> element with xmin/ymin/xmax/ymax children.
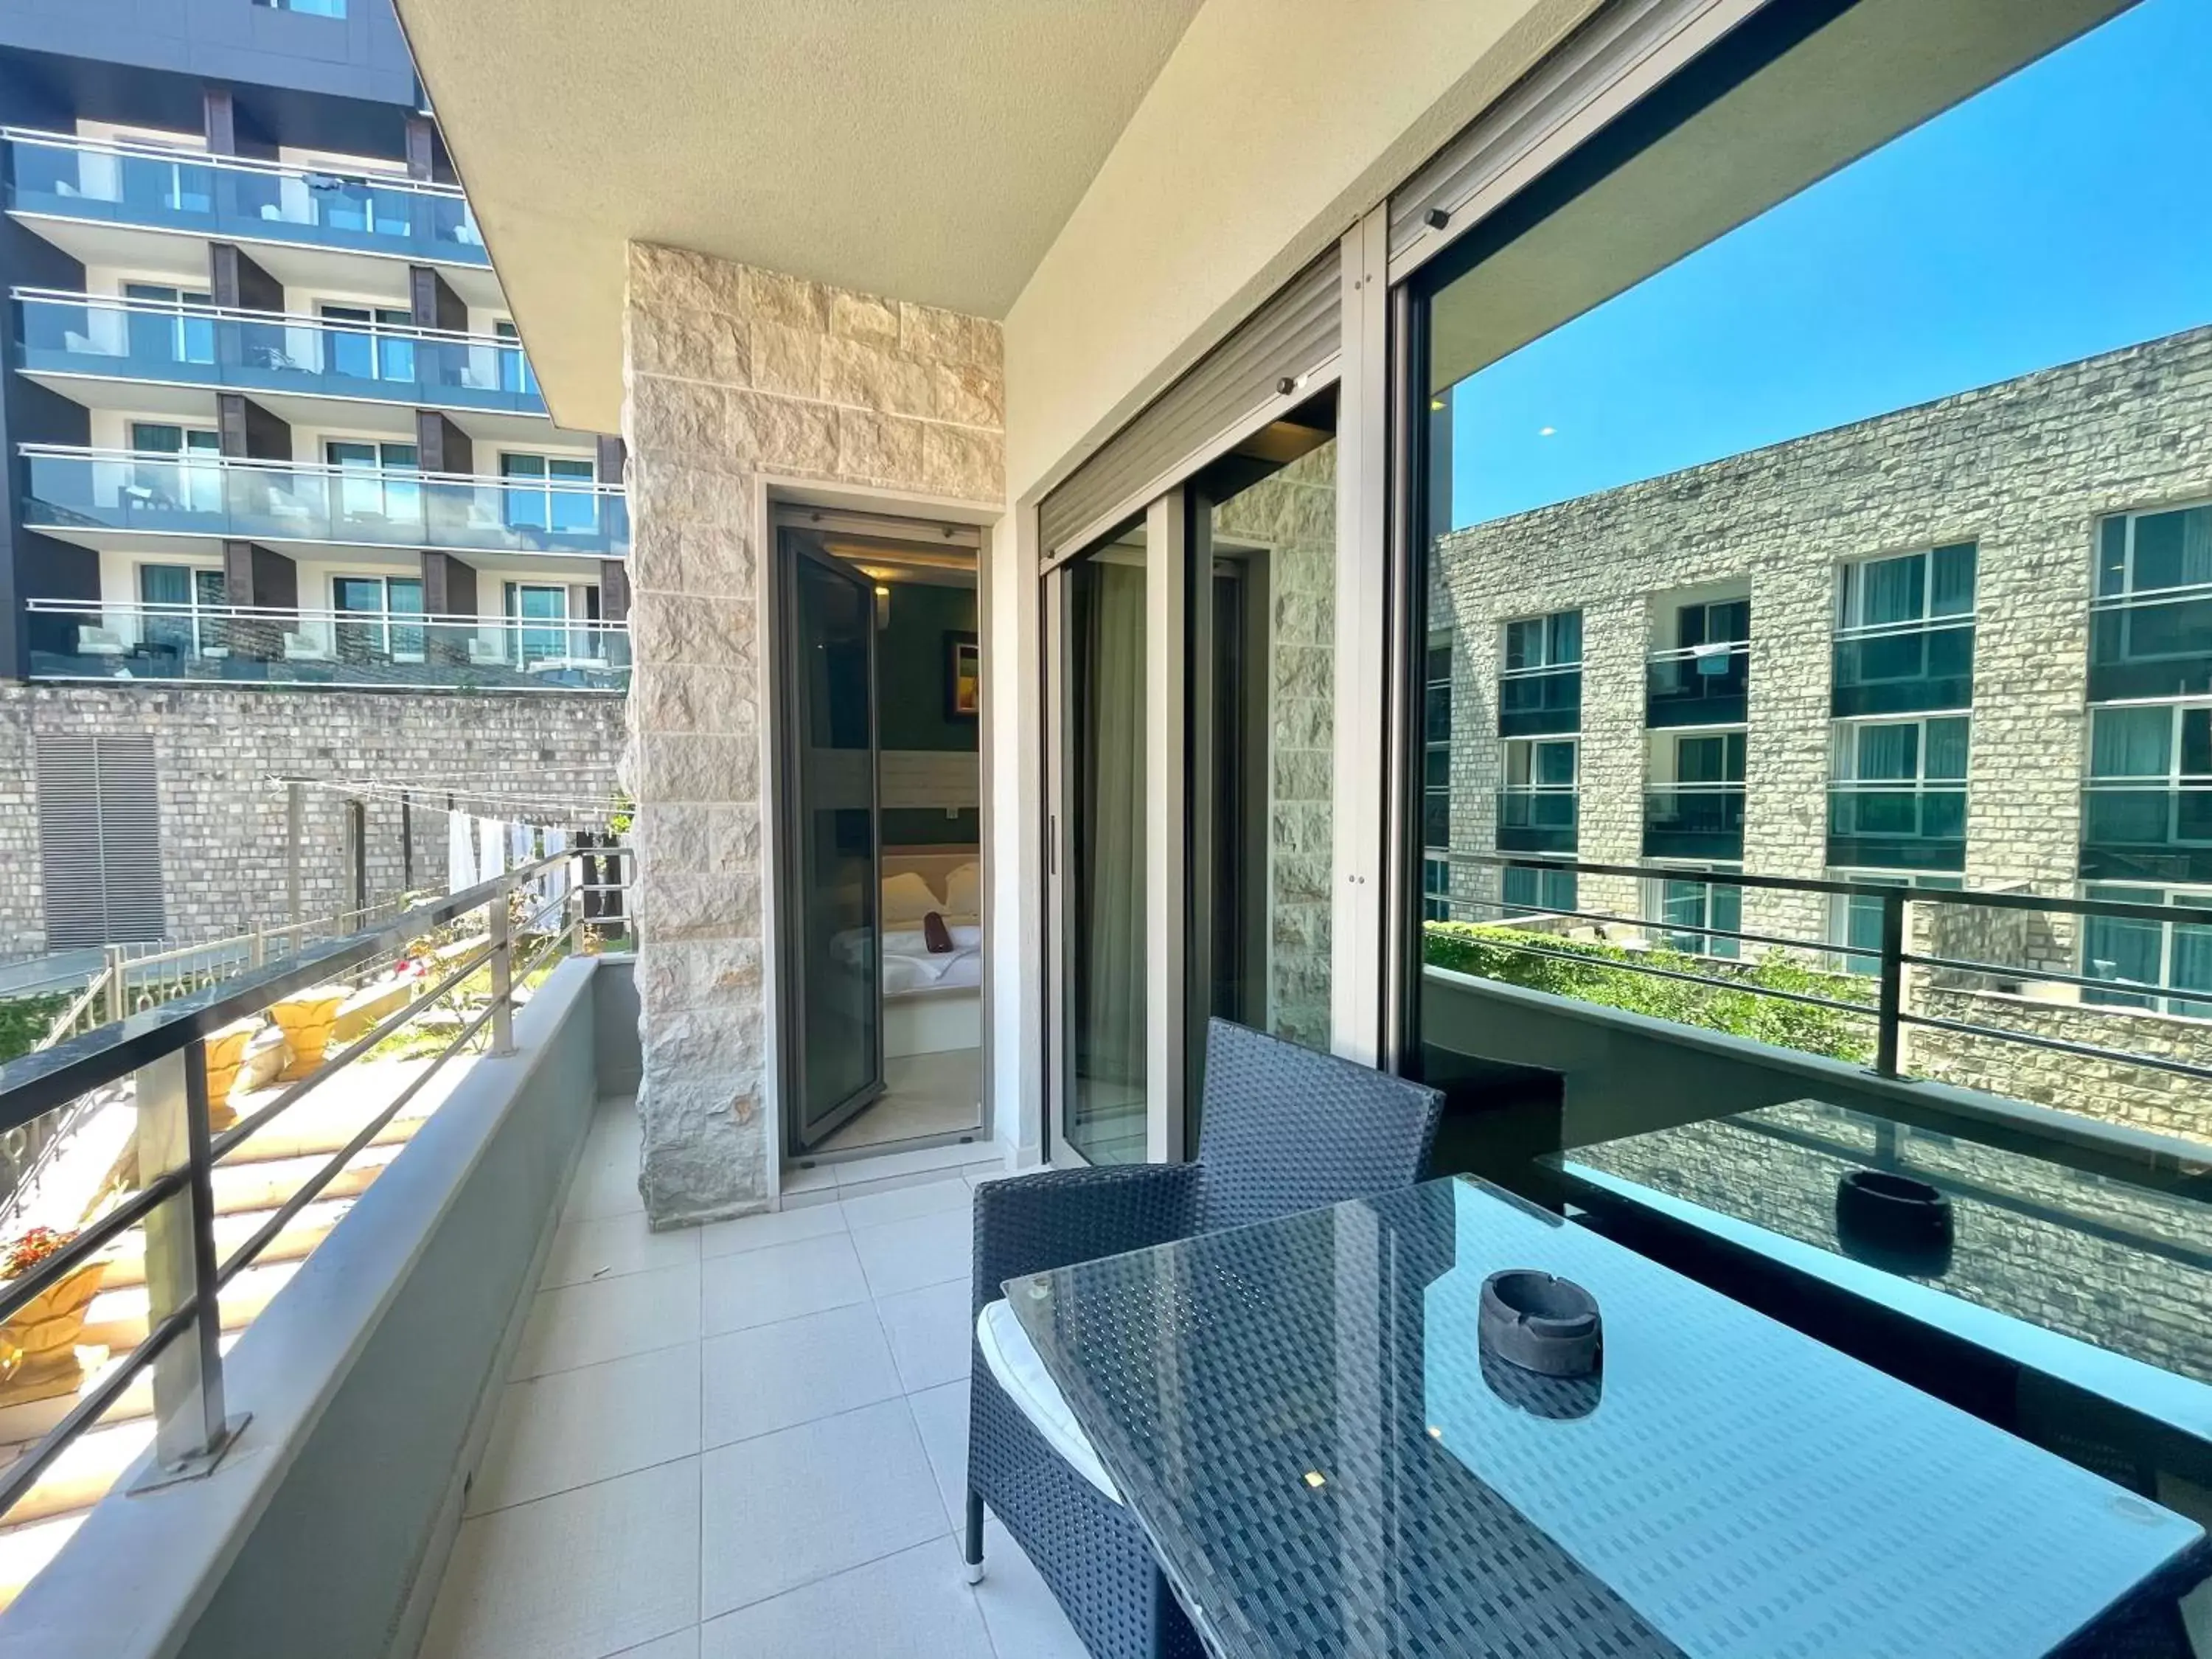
<box><xmin>998</xmin><ymin>0</ymin><xmax>1601</xmax><ymax>507</ymax></box>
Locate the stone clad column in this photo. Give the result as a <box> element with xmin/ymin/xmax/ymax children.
<box><xmin>622</xmin><ymin>245</ymin><xmax>1004</xmax><ymax>1227</ymax></box>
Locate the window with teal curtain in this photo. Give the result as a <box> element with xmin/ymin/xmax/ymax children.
<box><xmin>2090</xmin><ymin>706</ymin><xmax>2173</xmax><ymax>778</ymax></box>
<box><xmin>2130</xmin><ymin>504</ymin><xmax>2212</xmax><ymax>593</ymax></box>
<box><xmin>1854</xmin><ymin>552</ymin><xmax>1925</xmax><ymax>626</ymax></box>
<box><xmin>1853</xmin><ymin>723</ymin><xmax>1919</xmax><ymax>782</ymax></box>
<box><xmin>1924</xmin><ymin>717</ymin><xmax>1969</xmax><ymax>779</ymax></box>
<box><xmin>1929</xmin><ymin>543</ymin><xmax>1978</xmax><ymax>616</ymax></box>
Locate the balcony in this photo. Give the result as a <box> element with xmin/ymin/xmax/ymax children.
<box><xmin>2088</xmin><ymin>587</ymin><xmax>2212</xmax><ymax>703</ymax></box>
<box><xmin>23</xmin><ymin>599</ymin><xmax>630</xmax><ymax>693</ymax></box>
<box><xmin>1831</xmin><ymin>619</ymin><xmax>1975</xmax><ymax>717</ymax></box>
<box><xmin>21</xmin><ymin>448</ymin><xmax>628</xmax><ymax>560</ymax></box>
<box><xmin>1497</xmin><ymin>664</ymin><xmax>1579</xmax><ymax>737</ymax></box>
<box><xmin>1495</xmin><ymin>788</ymin><xmax>1577</xmax><ymax>854</ymax></box>
<box><xmin>1826</xmin><ymin>785</ymin><xmax>1967</xmax><ymax>872</ymax></box>
<box><xmin>1643</xmin><ymin>784</ymin><xmax>1745</xmax><ymax>860</ymax></box>
<box><xmin>1</xmin><ymin>128</ymin><xmax>487</xmax><ymax>267</ymax></box>
<box><xmin>1646</xmin><ymin>641</ymin><xmax>1748</xmax><ymax>727</ymax></box>
<box><xmin>15</xmin><ymin>291</ymin><xmax>545</xmax><ymax>420</ymax></box>
<box><xmin>2080</xmin><ymin>784</ymin><xmax>2212</xmax><ymax>883</ymax></box>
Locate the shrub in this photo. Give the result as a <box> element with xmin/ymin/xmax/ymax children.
<box><xmin>1423</xmin><ymin>921</ymin><xmax>1874</xmax><ymax>1064</ymax></box>
<box><xmin>0</xmin><ymin>992</ymin><xmax>72</xmax><ymax>1068</ymax></box>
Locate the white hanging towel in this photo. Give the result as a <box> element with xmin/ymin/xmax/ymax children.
<box><xmin>479</xmin><ymin>816</ymin><xmax>508</xmax><ymax>878</ymax></box>
<box><xmin>543</xmin><ymin>828</ymin><xmax>571</xmax><ymax>906</ymax></box>
<box><xmin>448</xmin><ymin>810</ymin><xmax>478</xmax><ymax>893</ymax></box>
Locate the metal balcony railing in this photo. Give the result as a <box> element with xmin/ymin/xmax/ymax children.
<box><xmin>1438</xmin><ymin>852</ymin><xmax>2212</xmax><ymax>1098</ymax></box>
<box><xmin>1497</xmin><ymin>664</ymin><xmax>1580</xmax><ymax>737</ymax></box>
<box><xmin>15</xmin><ymin>290</ymin><xmax>543</xmax><ymax>417</ymax></box>
<box><xmin>2088</xmin><ymin>584</ymin><xmax>2212</xmax><ymax>703</ymax></box>
<box><xmin>0</xmin><ymin>849</ymin><xmax>632</xmax><ymax>1519</ymax></box>
<box><xmin>2080</xmin><ymin>782</ymin><xmax>2212</xmax><ymax>884</ymax></box>
<box><xmin>1642</xmin><ymin>783</ymin><xmax>1745</xmax><ymax>859</ymax></box>
<box><xmin>24</xmin><ymin>600</ymin><xmax>630</xmax><ymax>693</ymax></box>
<box><xmin>1495</xmin><ymin>788</ymin><xmax>1578</xmax><ymax>854</ymax></box>
<box><xmin>21</xmin><ymin>447</ymin><xmax>627</xmax><ymax>560</ymax></box>
<box><xmin>1830</xmin><ymin>617</ymin><xmax>1975</xmax><ymax>718</ymax></box>
<box><xmin>1</xmin><ymin>128</ymin><xmax>488</xmax><ymax>265</ymax></box>
<box><xmin>1645</xmin><ymin>641</ymin><xmax>1748</xmax><ymax>727</ymax></box>
<box><xmin>1826</xmin><ymin>784</ymin><xmax>1967</xmax><ymax>872</ymax></box>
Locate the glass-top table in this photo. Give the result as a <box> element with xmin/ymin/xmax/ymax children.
<box><xmin>1548</xmin><ymin>1099</ymin><xmax>2211</xmax><ymax>1478</ymax></box>
<box><xmin>1009</xmin><ymin>1175</ymin><xmax>2210</xmax><ymax>1659</ymax></box>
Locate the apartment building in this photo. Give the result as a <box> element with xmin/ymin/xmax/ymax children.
<box><xmin>1430</xmin><ymin>323</ymin><xmax>2212</xmax><ymax>1018</ymax></box>
<box><xmin>0</xmin><ymin>0</ymin><xmax>626</xmax><ymax>951</ymax></box>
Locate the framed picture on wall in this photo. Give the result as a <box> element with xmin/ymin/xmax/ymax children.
<box><xmin>946</xmin><ymin>631</ymin><xmax>980</xmax><ymax>718</ymax></box>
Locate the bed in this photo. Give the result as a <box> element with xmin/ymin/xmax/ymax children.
<box><xmin>830</xmin><ymin>849</ymin><xmax>983</xmax><ymax>1057</ymax></box>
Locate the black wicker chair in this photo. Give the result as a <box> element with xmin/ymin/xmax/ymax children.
<box><xmin>964</xmin><ymin>1017</ymin><xmax>1445</xmax><ymax>1659</ymax></box>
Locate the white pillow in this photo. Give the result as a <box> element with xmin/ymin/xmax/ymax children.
<box><xmin>944</xmin><ymin>861</ymin><xmax>982</xmax><ymax>919</ymax></box>
<box><xmin>880</xmin><ymin>870</ymin><xmax>940</xmax><ymax>928</ymax></box>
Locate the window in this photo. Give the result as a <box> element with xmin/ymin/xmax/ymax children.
<box><xmin>320</xmin><ymin>303</ymin><xmax>414</xmax><ymax>383</ymax></box>
<box><xmin>137</xmin><ymin>564</ymin><xmax>227</xmax><ymax>656</ymax></box>
<box><xmin>502</xmin><ymin>580</ymin><xmax>584</xmax><ymax>667</ymax></box>
<box><xmin>495</xmin><ymin>320</ymin><xmax>538</xmax><ymax>396</ymax></box>
<box><xmin>1675</xmin><ymin>597</ymin><xmax>1750</xmax><ymax>650</ymax></box>
<box><xmin>2081</xmin><ymin>883</ymin><xmax>2212</xmax><ymax>1018</ymax></box>
<box><xmin>501</xmin><ymin>452</ymin><xmax>599</xmax><ymax>536</ymax></box>
<box><xmin>254</xmin><ymin>0</ymin><xmax>346</xmax><ymax>13</ymax></box>
<box><xmin>1497</xmin><ymin>609</ymin><xmax>1580</xmax><ymax>736</ymax></box>
<box><xmin>1501</xmin><ymin>863</ymin><xmax>1576</xmax><ymax>919</ymax></box>
<box><xmin>1672</xmin><ymin>731</ymin><xmax>1744</xmax><ymax>785</ymax></box>
<box><xmin>128</xmin><ymin>424</ymin><xmax>221</xmax><ymax>513</ymax></box>
<box><xmin>326</xmin><ymin>439</ymin><xmax>421</xmax><ymax>526</ymax></box>
<box><xmin>1424</xmin><ymin>642</ymin><xmax>1452</xmax><ymax>852</ymax></box>
<box><xmin>1829</xmin><ymin>716</ymin><xmax>1969</xmax><ymax>869</ymax></box>
<box><xmin>1829</xmin><ymin>872</ymin><xmax>1965</xmax><ymax>975</ymax></box>
<box><xmin>331</xmin><ymin>574</ymin><xmax>425</xmax><ymax>662</ymax></box>
<box><xmin>1422</xmin><ymin>855</ymin><xmax>1453</xmax><ymax>923</ymax></box>
<box><xmin>35</xmin><ymin>735</ymin><xmax>164</xmax><ymax>947</ymax></box>
<box><xmin>1838</xmin><ymin>546</ymin><xmax>1978</xmax><ymax>631</ymax></box>
<box><xmin>1651</xmin><ymin>873</ymin><xmax>1741</xmax><ymax>961</ymax></box>
<box><xmin>2097</xmin><ymin>503</ymin><xmax>2212</xmax><ymax>599</ymax></box>
<box><xmin>1503</xmin><ymin>610</ymin><xmax>1580</xmax><ymax>671</ymax></box>
<box><xmin>122</xmin><ymin>282</ymin><xmax>213</xmax><ymax>366</ymax></box>
<box><xmin>1833</xmin><ymin>545</ymin><xmax>1978</xmax><ymax>716</ymax></box>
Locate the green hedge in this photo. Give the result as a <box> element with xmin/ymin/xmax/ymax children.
<box><xmin>0</xmin><ymin>992</ymin><xmax>73</xmax><ymax>1067</ymax></box>
<box><xmin>1423</xmin><ymin>921</ymin><xmax>1874</xmax><ymax>1064</ymax></box>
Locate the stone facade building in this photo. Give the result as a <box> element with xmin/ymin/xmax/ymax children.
<box><xmin>1429</xmin><ymin>325</ymin><xmax>2212</xmax><ymax>1115</ymax></box>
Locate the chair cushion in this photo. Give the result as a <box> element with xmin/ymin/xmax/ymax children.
<box><xmin>975</xmin><ymin>1298</ymin><xmax>1121</xmax><ymax>1505</ymax></box>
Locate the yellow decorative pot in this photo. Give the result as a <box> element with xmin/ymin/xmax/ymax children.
<box><xmin>0</xmin><ymin>1259</ymin><xmax>107</xmax><ymax>1403</ymax></box>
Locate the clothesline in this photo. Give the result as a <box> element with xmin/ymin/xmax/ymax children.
<box><xmin>265</xmin><ymin>773</ymin><xmax>630</xmax><ymax>826</ymax></box>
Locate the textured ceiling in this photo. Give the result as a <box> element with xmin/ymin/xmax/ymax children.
<box><xmin>394</xmin><ymin>0</ymin><xmax>1203</xmax><ymax>434</ymax></box>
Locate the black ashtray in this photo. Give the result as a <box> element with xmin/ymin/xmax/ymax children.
<box><xmin>1478</xmin><ymin>1270</ymin><xmax>1601</xmax><ymax>1380</ymax></box>
<box><xmin>1834</xmin><ymin>1169</ymin><xmax>1954</xmax><ymax>1276</ymax></box>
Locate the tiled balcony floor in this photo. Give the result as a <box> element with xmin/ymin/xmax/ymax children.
<box><xmin>419</xmin><ymin>1096</ymin><xmax>1082</xmax><ymax>1659</ymax></box>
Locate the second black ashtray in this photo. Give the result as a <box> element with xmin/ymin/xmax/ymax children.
<box><xmin>1834</xmin><ymin>1169</ymin><xmax>1954</xmax><ymax>1276</ymax></box>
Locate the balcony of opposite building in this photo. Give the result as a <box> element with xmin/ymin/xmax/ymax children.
<box><xmin>2089</xmin><ymin>585</ymin><xmax>2212</xmax><ymax>704</ymax></box>
<box><xmin>2081</xmin><ymin>782</ymin><xmax>2212</xmax><ymax>884</ymax></box>
<box><xmin>1826</xmin><ymin>783</ymin><xmax>1968</xmax><ymax>872</ymax></box>
<box><xmin>1830</xmin><ymin>616</ymin><xmax>1976</xmax><ymax>718</ymax></box>
<box><xmin>1</xmin><ymin>128</ymin><xmax>490</xmax><ymax>273</ymax></box>
<box><xmin>1643</xmin><ymin>784</ymin><xmax>1747</xmax><ymax>860</ymax></box>
<box><xmin>1646</xmin><ymin>640</ymin><xmax>1749</xmax><ymax>727</ymax></box>
<box><xmin>15</xmin><ymin>291</ymin><xmax>549</xmax><ymax>442</ymax></box>
<box><xmin>21</xmin><ymin>448</ymin><xmax>628</xmax><ymax>561</ymax></box>
<box><xmin>1495</xmin><ymin>787</ymin><xmax>1578</xmax><ymax>855</ymax></box>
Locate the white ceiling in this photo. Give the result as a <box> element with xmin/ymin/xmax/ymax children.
<box><xmin>393</xmin><ymin>0</ymin><xmax>1204</xmax><ymax>436</ymax></box>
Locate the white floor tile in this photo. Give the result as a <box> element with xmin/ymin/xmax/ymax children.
<box><xmin>838</xmin><ymin>1175</ymin><xmax>973</xmax><ymax>1231</ymax></box>
<box><xmin>850</xmin><ymin>1206</ymin><xmax>971</xmax><ymax>1299</ymax></box>
<box><xmin>563</xmin><ymin>1133</ymin><xmax>646</xmax><ymax>1223</ymax></box>
<box><xmin>905</xmin><ymin>1380</ymin><xmax>970</xmax><ymax>1530</ymax></box>
<box><xmin>698</xmin><ymin>1397</ymin><xmax>947</xmax><ymax>1618</ymax></box>
<box><xmin>698</xmin><ymin>1535</ymin><xmax>993</xmax><ymax>1659</ymax></box>
<box><xmin>470</xmin><ymin>1346</ymin><xmax>702</xmax><ymax>1515</ymax></box>
<box><xmin>875</xmin><ymin>1278</ymin><xmax>972</xmax><ymax>1393</ymax></box>
<box><xmin>509</xmin><ymin>1260</ymin><xmax>701</xmax><ymax>1380</ymax></box>
<box><xmin>700</xmin><ymin>1304</ymin><xmax>902</xmax><ymax>1448</ymax></box>
<box><xmin>605</xmin><ymin>1633</ymin><xmax>698</xmax><ymax>1659</ymax></box>
<box><xmin>541</xmin><ymin>1211</ymin><xmax>700</xmax><ymax>1290</ymax></box>
<box><xmin>420</xmin><ymin>1458</ymin><xmax>700</xmax><ymax>1659</ymax></box>
<box><xmin>699</xmin><ymin>1233</ymin><xmax>869</xmax><ymax>1336</ymax></box>
<box><xmin>973</xmin><ymin>1519</ymin><xmax>1088</xmax><ymax>1659</ymax></box>
<box><xmin>697</xmin><ymin>1203</ymin><xmax>846</xmax><ymax>1260</ymax></box>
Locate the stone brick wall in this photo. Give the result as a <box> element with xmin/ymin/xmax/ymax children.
<box><xmin>1213</xmin><ymin>439</ymin><xmax>1335</xmax><ymax>1050</ymax></box>
<box><xmin>622</xmin><ymin>244</ymin><xmax>1004</xmax><ymax>1227</ymax></box>
<box><xmin>0</xmin><ymin>684</ymin><xmax>624</xmax><ymax>955</ymax></box>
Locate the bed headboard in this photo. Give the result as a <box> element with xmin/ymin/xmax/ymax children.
<box><xmin>881</xmin><ymin>846</ymin><xmax>981</xmax><ymax>905</ymax></box>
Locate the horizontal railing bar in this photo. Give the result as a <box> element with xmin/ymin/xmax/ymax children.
<box><xmin>206</xmin><ymin>940</ymin><xmax>496</xmax><ymax>1163</ymax></box>
<box><xmin>1899</xmin><ymin>948</ymin><xmax>2197</xmax><ymax>1002</ymax></box>
<box><xmin>1898</xmin><ymin>1009</ymin><xmax>2212</xmax><ymax>1085</ymax></box>
<box><xmin>18</xmin><ymin>444</ymin><xmax>623</xmax><ymax>495</ymax></box>
<box><xmin>218</xmin><ymin>985</ymin><xmax>503</xmax><ymax>1286</ymax></box>
<box><xmin>1444</xmin><ymin>893</ymin><xmax>1881</xmax><ymax>960</ymax></box>
<box><xmin>0</xmin><ymin>854</ymin><xmax>567</xmax><ymax>1129</ymax></box>
<box><xmin>25</xmin><ymin>601</ymin><xmax>630</xmax><ymax>636</ymax></box>
<box><xmin>1647</xmin><ymin>641</ymin><xmax>1749</xmax><ymax>660</ymax></box>
<box><xmin>1832</xmin><ymin>616</ymin><xmax>1975</xmax><ymax>640</ymax></box>
<box><xmin>1453</xmin><ymin>930</ymin><xmax>1881</xmax><ymax>1020</ymax></box>
<box><xmin>1453</xmin><ymin>852</ymin><xmax>2197</xmax><ymax>925</ymax></box>
<box><xmin>0</xmin><ymin>126</ymin><xmax>469</xmax><ymax>196</ymax></box>
<box><xmin>11</xmin><ymin>288</ymin><xmax>519</xmax><ymax>349</ymax></box>
<box><xmin>0</xmin><ymin>1168</ymin><xmax>181</xmax><ymax>1326</ymax></box>
<box><xmin>0</xmin><ymin>1303</ymin><xmax>195</xmax><ymax>1518</ymax></box>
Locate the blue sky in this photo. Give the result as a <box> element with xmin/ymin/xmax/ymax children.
<box><xmin>1447</xmin><ymin>0</ymin><xmax>2212</xmax><ymax>528</ymax></box>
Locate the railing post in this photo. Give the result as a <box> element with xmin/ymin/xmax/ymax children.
<box><xmin>133</xmin><ymin>1041</ymin><xmax>240</xmax><ymax>1484</ymax></box>
<box><xmin>249</xmin><ymin>925</ymin><xmax>265</xmax><ymax>969</ymax></box>
<box><xmin>1874</xmin><ymin>888</ymin><xmax>1907</xmax><ymax>1079</ymax></box>
<box><xmin>103</xmin><ymin>945</ymin><xmax>126</xmax><ymax>1024</ymax></box>
<box><xmin>489</xmin><ymin>886</ymin><xmax>515</xmax><ymax>1056</ymax></box>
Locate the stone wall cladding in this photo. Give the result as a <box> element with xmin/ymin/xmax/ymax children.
<box><xmin>0</xmin><ymin>684</ymin><xmax>623</xmax><ymax>955</ymax></box>
<box><xmin>1427</xmin><ymin>327</ymin><xmax>2212</xmax><ymax>1121</ymax></box>
<box><xmin>623</xmin><ymin>243</ymin><xmax>1004</xmax><ymax>1227</ymax></box>
<box><xmin>1214</xmin><ymin>440</ymin><xmax>1335</xmax><ymax>1050</ymax></box>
